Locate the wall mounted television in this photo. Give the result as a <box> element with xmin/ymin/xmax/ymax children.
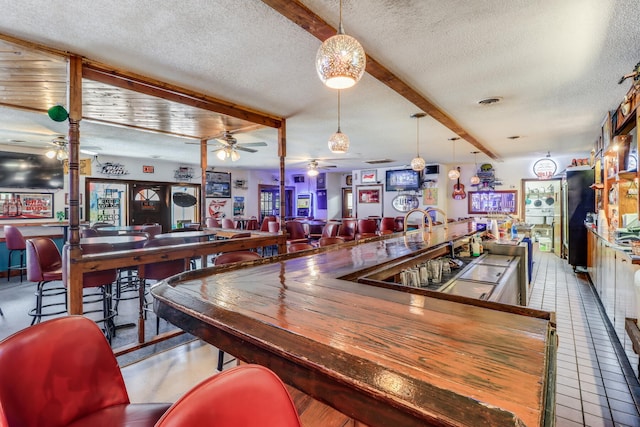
<box><xmin>385</xmin><ymin>168</ymin><xmax>420</xmax><ymax>191</ymax></box>
<box><xmin>0</xmin><ymin>151</ymin><xmax>64</xmax><ymax>189</ymax></box>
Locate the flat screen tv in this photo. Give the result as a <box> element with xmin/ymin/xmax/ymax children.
<box><xmin>0</xmin><ymin>151</ymin><xmax>64</xmax><ymax>189</ymax></box>
<box><xmin>385</xmin><ymin>168</ymin><xmax>420</xmax><ymax>191</ymax></box>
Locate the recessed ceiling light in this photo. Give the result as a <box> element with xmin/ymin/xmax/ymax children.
<box><xmin>478</xmin><ymin>97</ymin><xmax>502</xmax><ymax>105</ymax></box>
<box><xmin>507</xmin><ymin>135</ymin><xmax>520</xmax><ymax>140</ymax></box>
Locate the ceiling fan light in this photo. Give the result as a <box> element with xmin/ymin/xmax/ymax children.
<box><xmin>328</xmin><ymin>130</ymin><xmax>350</xmax><ymax>153</ymax></box>
<box><xmin>448</xmin><ymin>168</ymin><xmax>460</xmax><ymax>180</ymax></box>
<box><xmin>230</xmin><ymin>150</ymin><xmax>240</xmax><ymax>162</ymax></box>
<box><xmin>56</xmin><ymin>150</ymin><xmax>68</xmax><ymax>161</ymax></box>
<box><xmin>45</xmin><ymin>149</ymin><xmax>56</xmax><ymax>159</ymax></box>
<box><xmin>316</xmin><ymin>33</ymin><xmax>366</xmax><ymax>90</ymax></box>
<box><xmin>307</xmin><ymin>168</ymin><xmax>319</xmax><ymax>177</ymax></box>
<box><xmin>411</xmin><ymin>156</ymin><xmax>425</xmax><ymax>171</ymax></box>
<box><xmin>216</xmin><ymin>150</ymin><xmax>227</xmax><ymax>161</ymax></box>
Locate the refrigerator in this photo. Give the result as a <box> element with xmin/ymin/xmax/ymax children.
<box><xmin>565</xmin><ymin>168</ymin><xmax>594</xmax><ymax>268</ymax></box>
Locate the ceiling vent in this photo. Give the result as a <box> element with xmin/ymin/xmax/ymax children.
<box><xmin>364</xmin><ymin>158</ymin><xmax>394</xmax><ymax>164</ymax></box>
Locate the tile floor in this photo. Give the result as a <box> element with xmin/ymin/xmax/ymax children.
<box><xmin>3</xmin><ymin>245</ymin><xmax>640</xmax><ymax>426</ymax></box>
<box><xmin>529</xmin><ymin>249</ymin><xmax>640</xmax><ymax>426</ymax></box>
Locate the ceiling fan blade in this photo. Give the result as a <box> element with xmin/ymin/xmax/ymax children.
<box><xmin>237</xmin><ymin>141</ymin><xmax>267</xmax><ymax>147</ymax></box>
<box><xmin>234</xmin><ymin>146</ymin><xmax>257</xmax><ymax>153</ymax></box>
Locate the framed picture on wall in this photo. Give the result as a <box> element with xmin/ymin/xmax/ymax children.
<box><xmin>346</xmin><ymin>174</ymin><xmax>353</xmax><ymax>186</ymax></box>
<box><xmin>361</xmin><ymin>170</ymin><xmax>377</xmax><ymax>183</ymax></box>
<box><xmin>317</xmin><ymin>172</ymin><xmax>326</xmax><ymax>189</ymax></box>
<box><xmin>358</xmin><ymin>188</ymin><xmax>380</xmax><ymax>204</ymax></box>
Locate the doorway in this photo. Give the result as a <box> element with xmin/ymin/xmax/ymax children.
<box><xmin>130</xmin><ymin>183</ymin><xmax>170</xmax><ymax>231</ymax></box>
<box><xmin>258</xmin><ymin>185</ymin><xmax>294</xmax><ymax>221</ymax></box>
<box><xmin>342</xmin><ymin>188</ymin><xmax>353</xmax><ymax>218</ymax></box>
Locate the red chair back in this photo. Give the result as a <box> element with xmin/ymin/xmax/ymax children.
<box><xmin>155</xmin><ymin>365</ymin><xmax>301</xmax><ymax>427</ymax></box>
<box><xmin>221</xmin><ymin>218</ymin><xmax>236</xmax><ymax>229</ymax></box>
<box><xmin>214</xmin><ymin>251</ymin><xmax>262</xmax><ymax>265</ymax></box>
<box><xmin>260</xmin><ymin>216</ymin><xmax>276</xmax><ymax>231</ymax></box>
<box><xmin>379</xmin><ymin>217</ymin><xmax>396</xmax><ymax>234</ymax></box>
<box><xmin>285</xmin><ymin>221</ymin><xmax>307</xmax><ymax>243</ymax></box>
<box><xmin>0</xmin><ymin>316</ymin><xmax>131</xmax><ymax>427</ymax></box>
<box><xmin>357</xmin><ymin>219</ymin><xmax>378</xmax><ymax>234</ymax></box>
<box><xmin>3</xmin><ymin>225</ymin><xmax>25</xmax><ymax>250</ymax></box>
<box><xmin>337</xmin><ymin>219</ymin><xmax>357</xmax><ymax>241</ymax></box>
<box><xmin>246</xmin><ymin>218</ymin><xmax>259</xmax><ymax>230</ymax></box>
<box><xmin>26</xmin><ymin>238</ymin><xmax>62</xmax><ymax>283</ymax></box>
<box><xmin>321</xmin><ymin>222</ymin><xmax>340</xmax><ymax>238</ymax></box>
<box><xmin>206</xmin><ymin>217</ymin><xmax>221</xmax><ymax>228</ymax></box>
<box><xmin>268</xmin><ymin>221</ymin><xmax>280</xmax><ymax>232</ymax></box>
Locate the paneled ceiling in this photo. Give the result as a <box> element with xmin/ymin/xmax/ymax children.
<box><xmin>0</xmin><ymin>0</ymin><xmax>638</xmax><ymax>174</ymax></box>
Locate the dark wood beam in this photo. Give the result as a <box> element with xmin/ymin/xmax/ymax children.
<box><xmin>82</xmin><ymin>62</ymin><xmax>283</xmax><ymax>130</ymax></box>
<box><xmin>261</xmin><ymin>0</ymin><xmax>499</xmax><ymax>160</ymax></box>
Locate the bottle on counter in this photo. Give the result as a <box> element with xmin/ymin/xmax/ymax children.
<box><xmin>471</xmin><ymin>236</ymin><xmax>480</xmax><ymax>257</ymax></box>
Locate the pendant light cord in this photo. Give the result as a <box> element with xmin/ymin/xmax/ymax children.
<box><xmin>416</xmin><ymin>116</ymin><xmax>420</xmax><ymax>156</ymax></box>
<box><xmin>338</xmin><ymin>0</ymin><xmax>344</xmax><ymax>34</ymax></box>
<box><xmin>337</xmin><ymin>90</ymin><xmax>341</xmax><ymax>132</ymax></box>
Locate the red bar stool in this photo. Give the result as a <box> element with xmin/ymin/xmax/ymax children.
<box><xmin>26</xmin><ymin>237</ymin><xmax>65</xmax><ymax>325</ymax></box>
<box><xmin>4</xmin><ymin>225</ymin><xmax>26</xmax><ymax>282</ymax></box>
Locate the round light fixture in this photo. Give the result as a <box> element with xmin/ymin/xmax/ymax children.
<box><xmin>448</xmin><ymin>168</ymin><xmax>460</xmax><ymax>180</ymax></box>
<box><xmin>410</xmin><ymin>112</ymin><xmax>426</xmax><ymax>172</ymax></box>
<box><xmin>216</xmin><ymin>149</ymin><xmax>227</xmax><ymax>161</ymax></box>
<box><xmin>316</xmin><ymin>0</ymin><xmax>366</xmax><ymax>89</ymax></box>
<box><xmin>470</xmin><ymin>151</ymin><xmax>480</xmax><ymax>185</ymax></box>
<box><xmin>448</xmin><ymin>137</ymin><xmax>460</xmax><ymax>180</ymax></box>
<box><xmin>328</xmin><ymin>130</ymin><xmax>350</xmax><ymax>153</ymax></box>
<box><xmin>307</xmin><ymin>168</ymin><xmax>319</xmax><ymax>177</ymax></box>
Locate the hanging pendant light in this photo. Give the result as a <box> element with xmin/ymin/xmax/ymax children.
<box><xmin>328</xmin><ymin>90</ymin><xmax>350</xmax><ymax>153</ymax></box>
<box><xmin>410</xmin><ymin>112</ymin><xmax>426</xmax><ymax>171</ymax></box>
<box><xmin>470</xmin><ymin>151</ymin><xmax>480</xmax><ymax>185</ymax></box>
<box><xmin>316</xmin><ymin>0</ymin><xmax>366</xmax><ymax>90</ymax></box>
<box><xmin>448</xmin><ymin>137</ymin><xmax>461</xmax><ymax>180</ymax></box>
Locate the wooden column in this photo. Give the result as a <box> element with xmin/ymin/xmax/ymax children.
<box><xmin>200</xmin><ymin>139</ymin><xmax>208</xmax><ymax>225</ymax></box>
<box><xmin>278</xmin><ymin>120</ymin><xmax>286</xmax><ymax>254</ymax></box>
<box><xmin>66</xmin><ymin>55</ymin><xmax>83</xmax><ymax>315</ymax></box>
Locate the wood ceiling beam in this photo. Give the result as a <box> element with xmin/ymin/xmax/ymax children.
<box><xmin>82</xmin><ymin>61</ymin><xmax>283</xmax><ymax>130</ymax></box>
<box><xmin>261</xmin><ymin>0</ymin><xmax>499</xmax><ymax>161</ymax></box>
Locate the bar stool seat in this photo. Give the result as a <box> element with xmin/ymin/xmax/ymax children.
<box><xmin>26</xmin><ymin>237</ymin><xmax>66</xmax><ymax>325</ymax></box>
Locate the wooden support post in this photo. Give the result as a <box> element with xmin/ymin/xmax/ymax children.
<box><xmin>200</xmin><ymin>139</ymin><xmax>209</xmax><ymax>266</ymax></box>
<box><xmin>66</xmin><ymin>55</ymin><xmax>83</xmax><ymax>316</ymax></box>
<box><xmin>278</xmin><ymin>120</ymin><xmax>286</xmax><ymax>255</ymax></box>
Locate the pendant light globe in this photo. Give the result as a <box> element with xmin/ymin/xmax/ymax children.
<box><xmin>328</xmin><ymin>130</ymin><xmax>350</xmax><ymax>153</ymax></box>
<box><xmin>316</xmin><ymin>0</ymin><xmax>366</xmax><ymax>90</ymax></box>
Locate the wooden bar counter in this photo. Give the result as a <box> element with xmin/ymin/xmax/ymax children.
<box><xmin>152</xmin><ymin>221</ymin><xmax>556</xmax><ymax>427</ymax></box>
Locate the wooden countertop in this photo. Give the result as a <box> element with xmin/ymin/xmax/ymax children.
<box><xmin>586</xmin><ymin>225</ymin><xmax>640</xmax><ymax>264</ymax></box>
<box><xmin>152</xmin><ymin>221</ymin><xmax>556</xmax><ymax>427</ymax></box>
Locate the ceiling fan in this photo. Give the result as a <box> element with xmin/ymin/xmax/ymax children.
<box><xmin>306</xmin><ymin>159</ymin><xmax>337</xmax><ymax>176</ymax></box>
<box><xmin>186</xmin><ymin>130</ymin><xmax>268</xmax><ymax>162</ymax></box>
<box><xmin>45</xmin><ymin>136</ymin><xmax>100</xmax><ymax>160</ymax></box>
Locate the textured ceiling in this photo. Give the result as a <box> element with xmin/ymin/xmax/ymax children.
<box><xmin>0</xmin><ymin>0</ymin><xmax>638</xmax><ymax>173</ymax></box>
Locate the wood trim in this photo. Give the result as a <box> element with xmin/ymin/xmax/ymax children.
<box><xmin>261</xmin><ymin>0</ymin><xmax>499</xmax><ymax>160</ymax></box>
<box><xmin>82</xmin><ymin>63</ymin><xmax>283</xmax><ymax>129</ymax></box>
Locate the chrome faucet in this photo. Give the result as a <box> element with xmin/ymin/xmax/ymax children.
<box><xmin>424</xmin><ymin>207</ymin><xmax>448</xmax><ymax>229</ymax></box>
<box><xmin>403</xmin><ymin>208</ymin><xmax>433</xmax><ymax>234</ymax></box>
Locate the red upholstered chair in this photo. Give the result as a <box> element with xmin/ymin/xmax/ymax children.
<box><xmin>0</xmin><ymin>316</ymin><xmax>171</xmax><ymax>427</ymax></box>
<box><xmin>285</xmin><ymin>221</ymin><xmax>308</xmax><ymax>244</ymax></box>
<box><xmin>379</xmin><ymin>217</ymin><xmax>396</xmax><ymax>235</ymax></box>
<box><xmin>155</xmin><ymin>364</ymin><xmax>301</xmax><ymax>427</ymax></box>
<box><xmin>356</xmin><ymin>219</ymin><xmax>378</xmax><ymax>240</ymax></box>
<box><xmin>287</xmin><ymin>242</ymin><xmax>315</xmax><ymax>253</ymax></box>
<box><xmin>221</xmin><ymin>218</ymin><xmax>236</xmax><ymax>229</ymax></box>
<box><xmin>26</xmin><ymin>238</ymin><xmax>65</xmax><ymax>325</ymax></box>
<box><xmin>337</xmin><ymin>219</ymin><xmax>357</xmax><ymax>242</ymax></box>
<box><xmin>206</xmin><ymin>217</ymin><xmax>221</xmax><ymax>228</ymax></box>
<box><xmin>318</xmin><ymin>236</ymin><xmax>345</xmax><ymax>247</ymax></box>
<box><xmin>4</xmin><ymin>225</ymin><xmax>26</xmax><ymax>282</ymax></box>
<box><xmin>321</xmin><ymin>222</ymin><xmax>340</xmax><ymax>238</ymax></box>
<box><xmin>246</xmin><ymin>218</ymin><xmax>259</xmax><ymax>230</ymax></box>
<box><xmin>62</xmin><ymin>243</ymin><xmax>118</xmax><ymax>342</ymax></box>
<box><xmin>260</xmin><ymin>215</ymin><xmax>276</xmax><ymax>231</ymax></box>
